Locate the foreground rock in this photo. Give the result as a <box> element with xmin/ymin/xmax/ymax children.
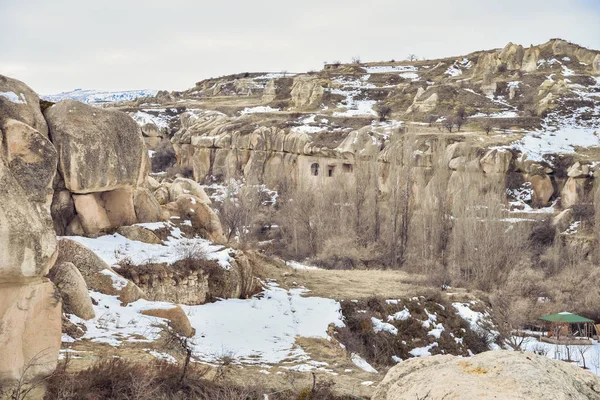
<box><xmin>372</xmin><ymin>351</ymin><xmax>600</xmax><ymax>400</ymax></box>
<box><xmin>0</xmin><ymin>75</ymin><xmax>61</xmax><ymax>392</ymax></box>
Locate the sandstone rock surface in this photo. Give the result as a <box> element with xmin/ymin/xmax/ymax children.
<box><xmin>117</xmin><ymin>225</ymin><xmax>162</xmax><ymax>244</ymax></box>
<box><xmin>372</xmin><ymin>351</ymin><xmax>600</xmax><ymax>400</ymax></box>
<box><xmin>44</xmin><ymin>100</ymin><xmax>145</xmax><ymax>193</ymax></box>
<box><xmin>0</xmin><ymin>280</ymin><xmax>62</xmax><ymax>383</ymax></box>
<box><xmin>0</xmin><ymin>74</ymin><xmax>48</xmax><ymax>136</ymax></box>
<box><xmin>48</xmin><ymin>261</ymin><xmax>95</xmax><ymax>320</ymax></box>
<box><xmin>140</xmin><ymin>305</ymin><xmax>194</xmax><ymax>337</ymax></box>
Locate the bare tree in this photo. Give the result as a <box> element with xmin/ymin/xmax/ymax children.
<box><xmin>384</xmin><ymin>139</ymin><xmax>414</xmax><ymax>268</ymax></box>
<box><xmin>578</xmin><ymin>345</ymin><xmax>591</xmax><ymax>369</ymax></box>
<box><xmin>442</xmin><ymin>116</ymin><xmax>455</xmax><ymax>133</ymax></box>
<box><xmin>407</xmin><ymin>54</ymin><xmax>418</xmax><ymax>61</ymax></box>
<box><xmin>482</xmin><ymin>118</ymin><xmax>494</xmax><ymax>134</ymax></box>
<box><xmin>376</xmin><ymin>103</ymin><xmax>393</xmax><ymax>122</ymax></box>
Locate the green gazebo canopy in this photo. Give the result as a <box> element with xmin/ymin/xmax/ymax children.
<box><xmin>540</xmin><ymin>312</ymin><xmax>594</xmax><ymax>324</ymax></box>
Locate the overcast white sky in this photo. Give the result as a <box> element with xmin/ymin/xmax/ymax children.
<box><xmin>1</xmin><ymin>0</ymin><xmax>599</xmax><ymax>94</ymax></box>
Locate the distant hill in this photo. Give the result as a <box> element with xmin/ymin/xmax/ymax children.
<box><xmin>42</xmin><ymin>88</ymin><xmax>157</xmax><ymax>104</ymax></box>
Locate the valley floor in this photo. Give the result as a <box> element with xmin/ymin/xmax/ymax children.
<box><xmin>59</xmin><ymin>220</ymin><xmax>600</xmax><ymax>398</ymax></box>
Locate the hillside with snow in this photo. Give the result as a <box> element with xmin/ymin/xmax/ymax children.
<box><xmin>42</xmin><ymin>88</ymin><xmax>157</xmax><ymax>104</ymax></box>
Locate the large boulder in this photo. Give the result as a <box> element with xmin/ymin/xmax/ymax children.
<box><xmin>480</xmin><ymin>149</ymin><xmax>512</xmax><ymax>174</ymax></box>
<box><xmin>561</xmin><ymin>177</ymin><xmax>587</xmax><ymax>208</ymax></box>
<box><xmin>48</xmin><ymin>261</ymin><xmax>95</xmax><ymax>320</ymax></box>
<box><xmin>56</xmin><ymin>238</ymin><xmax>144</xmax><ymax>305</ymax></box>
<box><xmin>0</xmin><ymin>160</ymin><xmax>57</xmax><ymax>281</ymax></box>
<box><xmin>1</xmin><ymin>118</ymin><xmax>57</xmax><ymax>205</ymax></box>
<box><xmin>102</xmin><ymin>188</ymin><xmax>137</xmax><ymax>227</ymax></box>
<box><xmin>372</xmin><ymin>351</ymin><xmax>600</xmax><ymax>400</ymax></box>
<box><xmin>116</xmin><ymin>225</ymin><xmax>162</xmax><ymax>245</ymax></box>
<box><xmin>133</xmin><ymin>188</ymin><xmax>163</xmax><ymax>223</ymax></box>
<box><xmin>44</xmin><ymin>100</ymin><xmax>145</xmax><ymax>193</ymax></box>
<box><xmin>72</xmin><ymin>192</ymin><xmax>112</xmax><ymax>234</ymax></box>
<box><xmin>175</xmin><ymin>194</ymin><xmax>226</xmax><ymax>244</ymax></box>
<box><xmin>526</xmin><ymin>174</ymin><xmax>554</xmax><ymax>207</ymax></box>
<box><xmin>169</xmin><ymin>177</ymin><xmax>211</xmax><ymax>204</ymax></box>
<box><xmin>0</xmin><ymin>280</ymin><xmax>62</xmax><ymax>383</ymax></box>
<box><xmin>140</xmin><ymin>305</ymin><xmax>194</xmax><ymax>337</ymax></box>
<box><xmin>0</xmin><ymin>74</ymin><xmax>48</xmax><ymax>137</ymax></box>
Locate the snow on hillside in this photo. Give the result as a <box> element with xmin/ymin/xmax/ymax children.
<box><xmin>42</xmin><ymin>88</ymin><xmax>157</xmax><ymax>104</ymax></box>
<box><xmin>62</xmin><ymin>221</ymin><xmax>345</xmax><ymax>369</ymax></box>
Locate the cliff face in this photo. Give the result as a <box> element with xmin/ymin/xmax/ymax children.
<box><xmin>137</xmin><ymin>39</ymin><xmax>596</xmax><ymax>224</ymax></box>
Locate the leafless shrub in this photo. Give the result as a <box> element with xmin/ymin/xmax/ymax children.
<box><xmin>375</xmin><ymin>103</ymin><xmax>393</xmax><ymax>121</ymax></box>
<box><xmin>151</xmin><ymin>139</ymin><xmax>177</xmax><ymax>172</ymax></box>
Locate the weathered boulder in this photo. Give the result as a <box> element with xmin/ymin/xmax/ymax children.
<box><xmin>169</xmin><ymin>177</ymin><xmax>211</xmax><ymax>203</ymax></box>
<box><xmin>117</xmin><ymin>225</ymin><xmax>162</xmax><ymax>244</ymax></box>
<box><xmin>56</xmin><ymin>238</ymin><xmax>144</xmax><ymax>305</ymax></box>
<box><xmin>102</xmin><ymin>189</ymin><xmax>137</xmax><ymax>227</ymax></box>
<box><xmin>48</xmin><ymin>262</ymin><xmax>95</xmax><ymax>320</ymax></box>
<box><xmin>140</xmin><ymin>305</ymin><xmax>194</xmax><ymax>337</ymax></box>
<box><xmin>480</xmin><ymin>149</ymin><xmax>512</xmax><ymax>174</ymax></box>
<box><xmin>407</xmin><ymin>88</ymin><xmax>438</xmax><ymax>113</ymax></box>
<box><xmin>176</xmin><ymin>194</ymin><xmax>226</xmax><ymax>244</ymax></box>
<box><xmin>561</xmin><ymin>177</ymin><xmax>587</xmax><ymax>208</ymax></box>
<box><xmin>290</xmin><ymin>76</ymin><xmax>325</xmax><ymax>109</ymax></box>
<box><xmin>567</xmin><ymin>162</ymin><xmax>589</xmax><ymax>178</ymax></box>
<box><xmin>0</xmin><ymin>280</ymin><xmax>62</xmax><ymax>383</ymax></box>
<box><xmin>144</xmin><ymin>176</ymin><xmax>161</xmax><ymax>192</ymax></box>
<box><xmin>44</xmin><ymin>100</ymin><xmax>145</xmax><ymax>193</ymax></box>
<box><xmin>372</xmin><ymin>351</ymin><xmax>600</xmax><ymax>400</ymax></box>
<box><xmin>553</xmin><ymin>208</ymin><xmax>574</xmax><ymax>233</ymax></box>
<box><xmin>1</xmin><ymin>118</ymin><xmax>57</xmax><ymax>205</ymax></box>
<box><xmin>0</xmin><ymin>160</ymin><xmax>57</xmax><ymax>281</ymax></box>
<box><xmin>154</xmin><ymin>186</ymin><xmax>171</xmax><ymax>205</ymax></box>
<box><xmin>526</xmin><ymin>174</ymin><xmax>554</xmax><ymax>207</ymax></box>
<box><xmin>72</xmin><ymin>193</ymin><xmax>112</xmax><ymax>234</ymax></box>
<box><xmin>133</xmin><ymin>188</ymin><xmax>164</xmax><ymax>223</ymax></box>
<box><xmin>0</xmin><ymin>74</ymin><xmax>48</xmax><ymax>137</ymax></box>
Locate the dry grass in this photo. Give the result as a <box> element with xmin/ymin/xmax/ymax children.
<box><xmin>48</xmin><ymin>345</ymin><xmax>372</xmax><ymax>400</ymax></box>
<box><xmin>251</xmin><ymin>252</ymin><xmax>427</xmax><ymax>300</ymax></box>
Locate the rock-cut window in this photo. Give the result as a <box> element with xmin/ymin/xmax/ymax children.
<box><xmin>311</xmin><ymin>163</ymin><xmax>319</xmax><ymax>176</ymax></box>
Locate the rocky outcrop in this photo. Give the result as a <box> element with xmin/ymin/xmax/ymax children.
<box><xmin>45</xmin><ymin>100</ymin><xmax>145</xmax><ymax>193</ymax></box>
<box><xmin>44</xmin><ymin>100</ymin><xmax>162</xmax><ymax>235</ymax></box>
<box><xmin>140</xmin><ymin>305</ymin><xmax>194</xmax><ymax>337</ymax></box>
<box><xmin>127</xmin><ymin>251</ymin><xmax>257</xmax><ymax>305</ymax></box>
<box><xmin>0</xmin><ymin>76</ymin><xmax>61</xmax><ymax>390</ymax></box>
<box><xmin>48</xmin><ymin>262</ymin><xmax>95</xmax><ymax>320</ymax></box>
<box><xmin>0</xmin><ymin>74</ymin><xmax>48</xmax><ymax>137</ymax></box>
<box><xmin>176</xmin><ymin>194</ymin><xmax>226</xmax><ymax>244</ymax></box>
<box><xmin>372</xmin><ymin>351</ymin><xmax>600</xmax><ymax>400</ymax></box>
<box><xmin>290</xmin><ymin>76</ymin><xmax>325</xmax><ymax>109</ymax></box>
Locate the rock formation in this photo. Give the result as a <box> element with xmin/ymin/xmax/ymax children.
<box><xmin>0</xmin><ymin>75</ymin><xmax>61</xmax><ymax>391</ymax></box>
<box><xmin>372</xmin><ymin>351</ymin><xmax>600</xmax><ymax>400</ymax></box>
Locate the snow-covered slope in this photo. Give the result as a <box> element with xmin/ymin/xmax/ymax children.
<box><xmin>42</xmin><ymin>88</ymin><xmax>157</xmax><ymax>104</ymax></box>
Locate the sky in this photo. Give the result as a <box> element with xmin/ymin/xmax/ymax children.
<box><xmin>1</xmin><ymin>0</ymin><xmax>599</xmax><ymax>94</ymax></box>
